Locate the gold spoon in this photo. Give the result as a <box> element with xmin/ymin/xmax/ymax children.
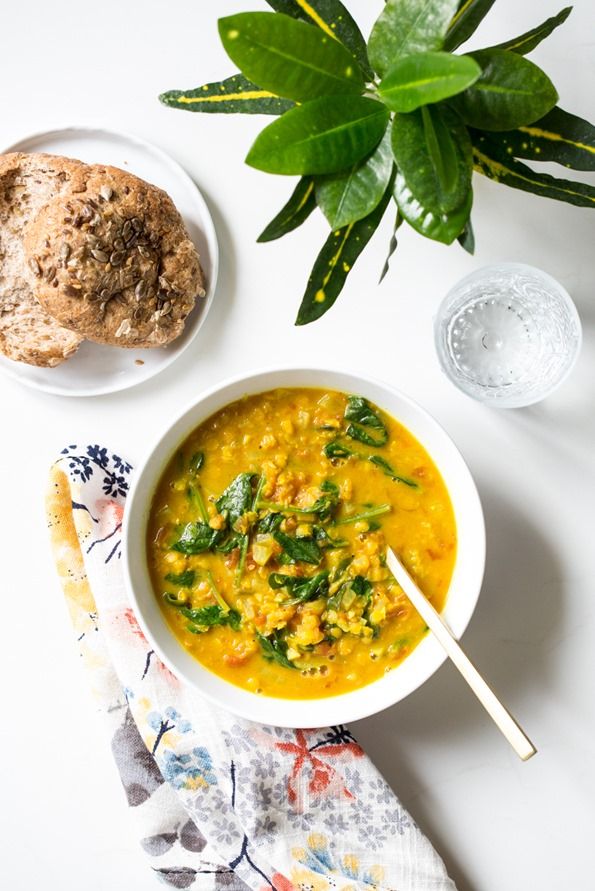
<box><xmin>386</xmin><ymin>547</ymin><xmax>536</xmax><ymax>761</ymax></box>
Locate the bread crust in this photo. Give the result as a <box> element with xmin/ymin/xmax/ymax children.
<box><xmin>25</xmin><ymin>164</ymin><xmax>204</xmax><ymax>348</ymax></box>
<box><xmin>0</xmin><ymin>153</ymin><xmax>84</xmax><ymax>367</ymax></box>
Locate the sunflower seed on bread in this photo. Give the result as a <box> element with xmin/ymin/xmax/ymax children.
<box><xmin>25</xmin><ymin>164</ymin><xmax>205</xmax><ymax>348</ymax></box>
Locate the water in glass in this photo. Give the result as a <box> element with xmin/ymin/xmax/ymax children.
<box><xmin>434</xmin><ymin>264</ymin><xmax>582</xmax><ymax>408</ymax></box>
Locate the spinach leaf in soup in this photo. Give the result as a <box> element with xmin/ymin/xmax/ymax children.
<box><xmin>172</xmin><ymin>522</ymin><xmax>221</xmax><ymax>554</ymax></box>
<box><xmin>344</xmin><ymin>395</ymin><xmax>388</xmax><ymax>446</ymax></box>
<box><xmin>216</xmin><ymin>472</ymin><xmax>255</xmax><ymax>527</ymax></box>
<box><xmin>256</xmin><ymin>630</ymin><xmax>295</xmax><ymax>669</ymax></box>
<box><xmin>215</xmin><ymin>531</ymin><xmax>246</xmax><ymax>554</ymax></box>
<box><xmin>310</xmin><ymin>480</ymin><xmax>341</xmax><ymax>520</ymax></box>
<box><xmin>313</xmin><ymin>525</ymin><xmax>348</xmax><ymax>549</ymax></box>
<box><xmin>257</xmin><ymin>511</ymin><xmax>284</xmax><ymax>534</ymax></box>
<box><xmin>164</xmin><ymin>569</ymin><xmax>196</xmax><ymax>587</ymax></box>
<box><xmin>327</xmin><ymin>574</ymin><xmax>373</xmax><ymax>612</ymax></box>
<box><xmin>350</xmin><ymin>575</ymin><xmax>373</xmax><ymax>601</ymax></box>
<box><xmin>344</xmin><ymin>395</ymin><xmax>386</xmax><ymax>429</ymax></box>
<box><xmin>268</xmin><ymin>570</ymin><xmax>330</xmax><ymax>605</ymax></box>
<box><xmin>346</xmin><ymin>423</ymin><xmax>388</xmax><ymax>447</ymax></box>
<box><xmin>323</xmin><ymin>440</ymin><xmax>353</xmax><ymax>460</ymax></box>
<box><xmin>182</xmin><ymin>604</ymin><xmax>241</xmax><ymax>633</ymax></box>
<box><xmin>368</xmin><ymin>455</ymin><xmax>418</xmax><ymax>488</ymax></box>
<box><xmin>273</xmin><ymin>529</ymin><xmax>322</xmax><ymax>565</ymax></box>
<box><xmin>189</xmin><ymin>451</ymin><xmax>205</xmax><ymax>473</ymax></box>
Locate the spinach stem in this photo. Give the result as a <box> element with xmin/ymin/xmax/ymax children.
<box><xmin>252</xmin><ymin>475</ymin><xmax>265</xmax><ymax>510</ymax></box>
<box><xmin>334</xmin><ymin>504</ymin><xmax>392</xmax><ymax>526</ymax></box>
<box><xmin>206</xmin><ymin>570</ymin><xmax>229</xmax><ymax>612</ymax></box>
<box><xmin>257</xmin><ymin>499</ymin><xmax>315</xmax><ymax>516</ymax></box>
<box><xmin>188</xmin><ymin>484</ymin><xmax>209</xmax><ymax>524</ymax></box>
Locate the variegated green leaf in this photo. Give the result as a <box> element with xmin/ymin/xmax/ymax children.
<box><xmin>159</xmin><ymin>73</ymin><xmax>293</xmax><ymax>115</ymax></box>
<box><xmin>453</xmin><ymin>50</ymin><xmax>558</xmax><ymax>131</ymax></box>
<box><xmin>265</xmin><ymin>0</ymin><xmax>373</xmax><ymax>79</ymax></box>
<box><xmin>295</xmin><ymin>180</ymin><xmax>393</xmax><ymax>325</ymax></box>
<box><xmin>391</xmin><ymin>106</ymin><xmax>472</xmax><ymax>215</ymax></box>
<box><xmin>471</xmin><ymin>106</ymin><xmax>595</xmax><ymax>171</ymax></box>
<box><xmin>489</xmin><ymin>6</ymin><xmax>572</xmax><ymax>55</ymax></box>
<box><xmin>444</xmin><ymin>0</ymin><xmax>497</xmax><ymax>52</ymax></box>
<box><xmin>393</xmin><ymin>172</ymin><xmax>472</xmax><ymax>243</ymax></box>
<box><xmin>378</xmin><ymin>51</ymin><xmax>480</xmax><ymax>113</ymax></box>
<box><xmin>219</xmin><ymin>12</ymin><xmax>364</xmax><ymax>103</ymax></box>
<box><xmin>315</xmin><ymin>129</ymin><xmax>393</xmax><ymax>229</ymax></box>
<box><xmin>472</xmin><ymin>134</ymin><xmax>595</xmax><ymax>208</ymax></box>
<box><xmin>257</xmin><ymin>177</ymin><xmax>317</xmax><ymax>242</ymax></box>
<box><xmin>246</xmin><ymin>96</ymin><xmax>389</xmax><ymax>175</ymax></box>
<box><xmin>369</xmin><ymin>0</ymin><xmax>459</xmax><ymax>77</ymax></box>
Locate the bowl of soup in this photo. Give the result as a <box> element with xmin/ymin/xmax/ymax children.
<box><xmin>123</xmin><ymin>367</ymin><xmax>485</xmax><ymax>726</ymax></box>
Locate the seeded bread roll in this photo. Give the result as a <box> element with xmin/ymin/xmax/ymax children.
<box><xmin>0</xmin><ymin>153</ymin><xmax>84</xmax><ymax>367</ymax></box>
<box><xmin>25</xmin><ymin>164</ymin><xmax>205</xmax><ymax>348</ymax></box>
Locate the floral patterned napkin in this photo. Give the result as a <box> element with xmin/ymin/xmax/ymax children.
<box><xmin>46</xmin><ymin>444</ymin><xmax>456</xmax><ymax>891</ymax></box>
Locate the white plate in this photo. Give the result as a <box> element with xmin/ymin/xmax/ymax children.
<box><xmin>0</xmin><ymin>127</ymin><xmax>218</xmax><ymax>396</ymax></box>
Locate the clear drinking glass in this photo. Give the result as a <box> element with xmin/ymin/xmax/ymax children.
<box><xmin>434</xmin><ymin>263</ymin><xmax>582</xmax><ymax>408</ymax></box>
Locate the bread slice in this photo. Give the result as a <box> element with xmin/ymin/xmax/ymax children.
<box><xmin>0</xmin><ymin>153</ymin><xmax>85</xmax><ymax>367</ymax></box>
<box><xmin>25</xmin><ymin>163</ymin><xmax>204</xmax><ymax>348</ymax></box>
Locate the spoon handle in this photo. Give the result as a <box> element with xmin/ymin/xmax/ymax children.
<box><xmin>386</xmin><ymin>547</ymin><xmax>536</xmax><ymax>761</ymax></box>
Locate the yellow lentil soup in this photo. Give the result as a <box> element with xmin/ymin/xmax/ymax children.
<box><xmin>147</xmin><ymin>388</ymin><xmax>456</xmax><ymax>698</ymax></box>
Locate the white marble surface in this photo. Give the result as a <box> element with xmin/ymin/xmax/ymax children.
<box><xmin>0</xmin><ymin>1</ymin><xmax>594</xmax><ymax>888</ymax></box>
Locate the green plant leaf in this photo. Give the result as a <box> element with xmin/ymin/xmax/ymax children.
<box><xmin>315</xmin><ymin>129</ymin><xmax>393</xmax><ymax>228</ymax></box>
<box><xmin>472</xmin><ymin>107</ymin><xmax>595</xmax><ymax>172</ymax></box>
<box><xmin>488</xmin><ymin>6</ymin><xmax>572</xmax><ymax>55</ymax></box>
<box><xmin>257</xmin><ymin>177</ymin><xmax>317</xmax><ymax>242</ymax></box>
<box><xmin>394</xmin><ymin>172</ymin><xmax>472</xmax><ymax>243</ymax></box>
<box><xmin>246</xmin><ymin>95</ymin><xmax>389</xmax><ymax>175</ymax></box>
<box><xmin>265</xmin><ymin>0</ymin><xmax>373</xmax><ymax>79</ymax></box>
<box><xmin>444</xmin><ymin>0</ymin><xmax>497</xmax><ymax>52</ymax></box>
<box><xmin>457</xmin><ymin>218</ymin><xmax>475</xmax><ymax>253</ymax></box>
<box><xmin>379</xmin><ymin>210</ymin><xmax>403</xmax><ymax>283</ymax></box>
<box><xmin>452</xmin><ymin>49</ymin><xmax>558</xmax><ymax>131</ymax></box>
<box><xmin>159</xmin><ymin>73</ymin><xmax>293</xmax><ymax>115</ymax></box>
<box><xmin>472</xmin><ymin>134</ymin><xmax>595</xmax><ymax>208</ymax></box>
<box><xmin>378</xmin><ymin>51</ymin><xmax>480</xmax><ymax>113</ymax></box>
<box><xmin>369</xmin><ymin>0</ymin><xmax>459</xmax><ymax>77</ymax></box>
<box><xmin>295</xmin><ymin>181</ymin><xmax>392</xmax><ymax>324</ymax></box>
<box><xmin>391</xmin><ymin>106</ymin><xmax>472</xmax><ymax>214</ymax></box>
<box><xmin>218</xmin><ymin>12</ymin><xmax>364</xmax><ymax>103</ymax></box>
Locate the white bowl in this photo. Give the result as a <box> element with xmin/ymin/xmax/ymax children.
<box><xmin>123</xmin><ymin>367</ymin><xmax>485</xmax><ymax>727</ymax></box>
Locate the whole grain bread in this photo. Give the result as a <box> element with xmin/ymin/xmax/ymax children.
<box><xmin>25</xmin><ymin>164</ymin><xmax>204</xmax><ymax>348</ymax></box>
<box><xmin>0</xmin><ymin>153</ymin><xmax>84</xmax><ymax>367</ymax></box>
